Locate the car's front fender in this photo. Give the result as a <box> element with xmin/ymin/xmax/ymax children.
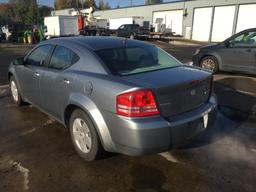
<box><xmin>8</xmin><ymin>64</ymin><xmax>26</xmax><ymax>99</ymax></box>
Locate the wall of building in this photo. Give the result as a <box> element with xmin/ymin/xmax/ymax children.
<box><xmin>51</xmin><ymin>8</ymin><xmax>75</xmax><ymax>16</ymax></box>
<box><xmin>94</xmin><ymin>0</ymin><xmax>256</xmax><ymax>41</ymax></box>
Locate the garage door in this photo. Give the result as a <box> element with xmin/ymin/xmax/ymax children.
<box><xmin>192</xmin><ymin>7</ymin><xmax>213</xmax><ymax>41</ymax></box>
<box><xmin>211</xmin><ymin>6</ymin><xmax>235</xmax><ymax>42</ymax></box>
<box><xmin>236</xmin><ymin>4</ymin><xmax>256</xmax><ymax>33</ymax></box>
<box><xmin>153</xmin><ymin>10</ymin><xmax>183</xmax><ymax>35</ymax></box>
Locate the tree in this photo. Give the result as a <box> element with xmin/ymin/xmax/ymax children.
<box><xmin>8</xmin><ymin>0</ymin><xmax>39</xmax><ymax>25</ymax></box>
<box><xmin>9</xmin><ymin>0</ymin><xmax>27</xmax><ymax>4</ymax></box>
<box><xmin>0</xmin><ymin>3</ymin><xmax>15</xmax><ymax>24</ymax></box>
<box><xmin>15</xmin><ymin>3</ymin><xmax>28</xmax><ymax>22</ymax></box>
<box><xmin>145</xmin><ymin>0</ymin><xmax>162</xmax><ymax>5</ymax></box>
<box><xmin>0</xmin><ymin>0</ymin><xmax>43</xmax><ymax>25</ymax></box>
<box><xmin>98</xmin><ymin>0</ymin><xmax>110</xmax><ymax>10</ymax></box>
<box><xmin>38</xmin><ymin>5</ymin><xmax>54</xmax><ymax>19</ymax></box>
<box><xmin>84</xmin><ymin>0</ymin><xmax>97</xmax><ymax>9</ymax></box>
<box><xmin>54</xmin><ymin>0</ymin><xmax>97</xmax><ymax>10</ymax></box>
<box><xmin>25</xmin><ymin>0</ymin><xmax>39</xmax><ymax>25</ymax></box>
<box><xmin>54</xmin><ymin>0</ymin><xmax>77</xmax><ymax>10</ymax></box>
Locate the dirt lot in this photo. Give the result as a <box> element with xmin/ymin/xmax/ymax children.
<box><xmin>0</xmin><ymin>41</ymin><xmax>255</xmax><ymax>192</ymax></box>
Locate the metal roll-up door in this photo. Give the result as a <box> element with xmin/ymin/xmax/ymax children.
<box><xmin>236</xmin><ymin>4</ymin><xmax>256</xmax><ymax>33</ymax></box>
<box><xmin>192</xmin><ymin>7</ymin><xmax>213</xmax><ymax>41</ymax></box>
<box><xmin>211</xmin><ymin>6</ymin><xmax>236</xmax><ymax>42</ymax></box>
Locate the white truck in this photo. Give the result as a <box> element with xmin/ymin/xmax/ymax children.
<box><xmin>109</xmin><ymin>17</ymin><xmax>144</xmax><ymax>30</ymax></box>
<box><xmin>44</xmin><ymin>16</ymin><xmax>79</xmax><ymax>38</ymax></box>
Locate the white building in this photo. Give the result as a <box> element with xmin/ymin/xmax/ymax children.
<box><xmin>52</xmin><ymin>0</ymin><xmax>256</xmax><ymax>42</ymax></box>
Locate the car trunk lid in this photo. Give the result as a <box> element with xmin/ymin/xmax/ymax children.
<box><xmin>121</xmin><ymin>66</ymin><xmax>212</xmax><ymax>117</ymax></box>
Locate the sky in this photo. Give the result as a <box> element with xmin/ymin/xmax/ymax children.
<box><xmin>0</xmin><ymin>0</ymin><xmax>180</xmax><ymax>8</ymax></box>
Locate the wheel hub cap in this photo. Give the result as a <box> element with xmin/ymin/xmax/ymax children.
<box><xmin>72</xmin><ymin>118</ymin><xmax>92</xmax><ymax>153</ymax></box>
<box><xmin>11</xmin><ymin>81</ymin><xmax>18</xmax><ymax>102</ymax></box>
<box><xmin>202</xmin><ymin>59</ymin><xmax>216</xmax><ymax>71</ymax></box>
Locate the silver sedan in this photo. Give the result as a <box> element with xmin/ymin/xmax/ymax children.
<box><xmin>8</xmin><ymin>37</ymin><xmax>217</xmax><ymax>161</ymax></box>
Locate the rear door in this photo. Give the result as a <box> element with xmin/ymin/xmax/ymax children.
<box><xmin>16</xmin><ymin>45</ymin><xmax>52</xmax><ymax>105</ymax></box>
<box><xmin>219</xmin><ymin>30</ymin><xmax>256</xmax><ymax>74</ymax></box>
<box><xmin>40</xmin><ymin>45</ymin><xmax>79</xmax><ymax>119</ymax></box>
<box><xmin>117</xmin><ymin>25</ymin><xmax>126</xmax><ymax>37</ymax></box>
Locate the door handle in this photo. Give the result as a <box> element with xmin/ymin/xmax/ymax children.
<box><xmin>246</xmin><ymin>49</ymin><xmax>252</xmax><ymax>52</ymax></box>
<box><xmin>63</xmin><ymin>78</ymin><xmax>70</xmax><ymax>84</ymax></box>
<box><xmin>35</xmin><ymin>72</ymin><xmax>40</xmax><ymax>77</ymax></box>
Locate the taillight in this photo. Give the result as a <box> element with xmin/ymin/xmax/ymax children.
<box><xmin>116</xmin><ymin>89</ymin><xmax>159</xmax><ymax>117</ymax></box>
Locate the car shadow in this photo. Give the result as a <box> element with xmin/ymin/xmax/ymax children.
<box><xmin>214</xmin><ymin>81</ymin><xmax>256</xmax><ymax>115</ymax></box>
<box><xmin>180</xmin><ymin>77</ymin><xmax>256</xmax><ymax>149</ymax></box>
<box><xmin>179</xmin><ymin>111</ymin><xmax>243</xmax><ymax>149</ymax></box>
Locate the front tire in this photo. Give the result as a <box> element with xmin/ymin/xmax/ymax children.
<box><xmin>200</xmin><ymin>56</ymin><xmax>219</xmax><ymax>73</ymax></box>
<box><xmin>10</xmin><ymin>76</ymin><xmax>24</xmax><ymax>106</ymax></box>
<box><xmin>69</xmin><ymin>109</ymin><xmax>102</xmax><ymax>161</ymax></box>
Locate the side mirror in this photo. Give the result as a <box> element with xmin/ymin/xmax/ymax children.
<box><xmin>12</xmin><ymin>57</ymin><xmax>24</xmax><ymax>65</ymax></box>
<box><xmin>224</xmin><ymin>41</ymin><xmax>230</xmax><ymax>48</ymax></box>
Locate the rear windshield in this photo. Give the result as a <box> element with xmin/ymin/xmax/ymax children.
<box><xmin>96</xmin><ymin>45</ymin><xmax>181</xmax><ymax>75</ymax></box>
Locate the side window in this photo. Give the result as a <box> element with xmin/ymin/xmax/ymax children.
<box><xmin>27</xmin><ymin>45</ymin><xmax>52</xmax><ymax>67</ymax></box>
<box><xmin>132</xmin><ymin>25</ymin><xmax>139</xmax><ymax>29</ymax></box>
<box><xmin>126</xmin><ymin>25</ymin><xmax>131</xmax><ymax>30</ymax></box>
<box><xmin>49</xmin><ymin>46</ymin><xmax>79</xmax><ymax>70</ymax></box>
<box><xmin>230</xmin><ymin>31</ymin><xmax>256</xmax><ymax>47</ymax></box>
<box><xmin>119</xmin><ymin>25</ymin><xmax>125</xmax><ymax>30</ymax></box>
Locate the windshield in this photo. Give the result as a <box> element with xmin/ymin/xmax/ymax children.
<box><xmin>96</xmin><ymin>45</ymin><xmax>181</xmax><ymax>75</ymax></box>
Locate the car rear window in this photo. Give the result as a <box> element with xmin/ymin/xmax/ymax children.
<box><xmin>96</xmin><ymin>45</ymin><xmax>181</xmax><ymax>75</ymax></box>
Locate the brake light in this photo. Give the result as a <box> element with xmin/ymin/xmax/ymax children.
<box><xmin>116</xmin><ymin>89</ymin><xmax>159</xmax><ymax>117</ymax></box>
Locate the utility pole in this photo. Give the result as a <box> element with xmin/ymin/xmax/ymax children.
<box><xmin>76</xmin><ymin>0</ymin><xmax>79</xmax><ymax>9</ymax></box>
<box><xmin>130</xmin><ymin>0</ymin><xmax>133</xmax><ymax>7</ymax></box>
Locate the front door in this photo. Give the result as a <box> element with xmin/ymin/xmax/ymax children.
<box><xmin>16</xmin><ymin>45</ymin><xmax>52</xmax><ymax>106</ymax></box>
<box><xmin>117</xmin><ymin>25</ymin><xmax>127</xmax><ymax>37</ymax></box>
<box><xmin>219</xmin><ymin>30</ymin><xmax>256</xmax><ymax>74</ymax></box>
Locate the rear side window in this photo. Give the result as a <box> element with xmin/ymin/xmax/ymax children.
<box><xmin>126</xmin><ymin>25</ymin><xmax>132</xmax><ymax>30</ymax></box>
<box><xmin>49</xmin><ymin>46</ymin><xmax>79</xmax><ymax>70</ymax></box>
<box><xmin>132</xmin><ymin>25</ymin><xmax>139</xmax><ymax>29</ymax></box>
<box><xmin>96</xmin><ymin>46</ymin><xmax>180</xmax><ymax>75</ymax></box>
<box><xmin>27</xmin><ymin>45</ymin><xmax>52</xmax><ymax>67</ymax></box>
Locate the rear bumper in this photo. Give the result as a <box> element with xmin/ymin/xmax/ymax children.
<box><xmin>104</xmin><ymin>95</ymin><xmax>218</xmax><ymax>156</ymax></box>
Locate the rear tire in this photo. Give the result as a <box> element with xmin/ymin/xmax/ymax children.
<box><xmin>69</xmin><ymin>109</ymin><xmax>102</xmax><ymax>161</ymax></box>
<box><xmin>10</xmin><ymin>76</ymin><xmax>25</xmax><ymax>106</ymax></box>
<box><xmin>200</xmin><ymin>56</ymin><xmax>219</xmax><ymax>73</ymax></box>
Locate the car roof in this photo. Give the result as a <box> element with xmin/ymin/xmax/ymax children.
<box><xmin>47</xmin><ymin>36</ymin><xmax>152</xmax><ymax>51</ymax></box>
<box><xmin>243</xmin><ymin>28</ymin><xmax>256</xmax><ymax>31</ymax></box>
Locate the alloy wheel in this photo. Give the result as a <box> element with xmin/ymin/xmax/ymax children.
<box><xmin>10</xmin><ymin>80</ymin><xmax>18</xmax><ymax>102</ymax></box>
<box><xmin>72</xmin><ymin>118</ymin><xmax>92</xmax><ymax>154</ymax></box>
<box><xmin>201</xmin><ymin>59</ymin><xmax>216</xmax><ymax>71</ymax></box>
